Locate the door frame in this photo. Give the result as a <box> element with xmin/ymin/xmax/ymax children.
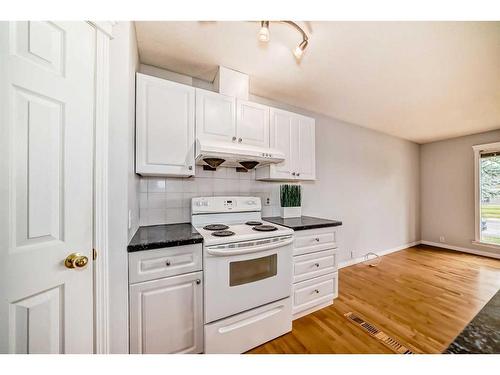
<box><xmin>88</xmin><ymin>21</ymin><xmax>114</xmax><ymax>354</ymax></box>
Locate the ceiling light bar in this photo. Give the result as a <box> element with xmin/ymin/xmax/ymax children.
<box><xmin>258</xmin><ymin>20</ymin><xmax>309</xmax><ymax>60</ymax></box>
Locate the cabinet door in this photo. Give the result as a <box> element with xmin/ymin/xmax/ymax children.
<box><xmin>129</xmin><ymin>271</ymin><xmax>203</xmax><ymax>354</ymax></box>
<box><xmin>196</xmin><ymin>88</ymin><xmax>236</xmax><ymax>143</ymax></box>
<box><xmin>136</xmin><ymin>73</ymin><xmax>195</xmax><ymax>176</ymax></box>
<box><xmin>269</xmin><ymin>108</ymin><xmax>295</xmax><ymax>179</ymax></box>
<box><xmin>297</xmin><ymin>115</ymin><xmax>316</xmax><ymax>180</ymax></box>
<box><xmin>236</xmin><ymin>99</ymin><xmax>270</xmax><ymax>147</ymax></box>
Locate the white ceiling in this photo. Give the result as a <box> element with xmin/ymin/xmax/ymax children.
<box><xmin>135</xmin><ymin>21</ymin><xmax>500</xmax><ymax>144</ymax></box>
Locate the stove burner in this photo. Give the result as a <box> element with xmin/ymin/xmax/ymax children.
<box><xmin>245</xmin><ymin>221</ymin><xmax>263</xmax><ymax>226</ymax></box>
<box><xmin>203</xmin><ymin>224</ymin><xmax>229</xmax><ymax>231</ymax></box>
<box><xmin>252</xmin><ymin>225</ymin><xmax>278</xmax><ymax>232</ymax></box>
<box><xmin>212</xmin><ymin>230</ymin><xmax>235</xmax><ymax>237</ymax></box>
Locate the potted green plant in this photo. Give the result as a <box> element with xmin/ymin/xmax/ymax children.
<box><xmin>280</xmin><ymin>184</ymin><xmax>302</xmax><ymax>218</ymax></box>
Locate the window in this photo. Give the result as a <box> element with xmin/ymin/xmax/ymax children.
<box><xmin>474</xmin><ymin>142</ymin><xmax>500</xmax><ymax>246</ymax></box>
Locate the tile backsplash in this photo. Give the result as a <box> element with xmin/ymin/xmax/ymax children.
<box><xmin>139</xmin><ymin>166</ymin><xmax>285</xmax><ymax>226</ymax></box>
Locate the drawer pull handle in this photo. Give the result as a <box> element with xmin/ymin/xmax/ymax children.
<box><xmin>315</xmin><ymin>238</ymin><xmax>320</xmax><ymax>242</ymax></box>
<box><xmin>314</xmin><ymin>263</ymin><xmax>320</xmax><ymax>267</ymax></box>
<box><xmin>313</xmin><ymin>289</ymin><xmax>320</xmax><ymax>294</ymax></box>
<box><xmin>165</xmin><ymin>260</ymin><xmax>171</xmax><ymax>266</ymax></box>
<box><xmin>196</xmin><ymin>279</ymin><xmax>201</xmax><ymax>285</ymax></box>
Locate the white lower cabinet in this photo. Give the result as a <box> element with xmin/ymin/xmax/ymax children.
<box><xmin>129</xmin><ymin>244</ymin><xmax>204</xmax><ymax>354</ymax></box>
<box><xmin>292</xmin><ymin>227</ymin><xmax>339</xmax><ymax>320</ymax></box>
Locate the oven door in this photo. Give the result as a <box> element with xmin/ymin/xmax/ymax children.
<box><xmin>204</xmin><ymin>235</ymin><xmax>293</xmax><ymax>323</ymax></box>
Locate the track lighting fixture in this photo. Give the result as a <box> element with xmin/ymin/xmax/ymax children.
<box><xmin>257</xmin><ymin>21</ymin><xmax>309</xmax><ymax>60</ymax></box>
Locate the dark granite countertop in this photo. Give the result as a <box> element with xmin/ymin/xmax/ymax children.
<box><xmin>445</xmin><ymin>289</ymin><xmax>500</xmax><ymax>354</ymax></box>
<box><xmin>127</xmin><ymin>223</ymin><xmax>203</xmax><ymax>252</ymax></box>
<box><xmin>263</xmin><ymin>216</ymin><xmax>342</xmax><ymax>231</ymax></box>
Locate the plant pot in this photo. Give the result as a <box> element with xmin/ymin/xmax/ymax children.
<box><xmin>280</xmin><ymin>206</ymin><xmax>301</xmax><ymax>219</ymax></box>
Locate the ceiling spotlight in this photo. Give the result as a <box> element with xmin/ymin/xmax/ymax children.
<box><xmin>258</xmin><ymin>21</ymin><xmax>270</xmax><ymax>42</ymax></box>
<box><xmin>293</xmin><ymin>39</ymin><xmax>308</xmax><ymax>60</ymax></box>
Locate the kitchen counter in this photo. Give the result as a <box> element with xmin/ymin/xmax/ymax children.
<box><xmin>127</xmin><ymin>223</ymin><xmax>203</xmax><ymax>252</ymax></box>
<box><xmin>445</xmin><ymin>289</ymin><xmax>500</xmax><ymax>354</ymax></box>
<box><xmin>263</xmin><ymin>216</ymin><xmax>342</xmax><ymax>231</ymax></box>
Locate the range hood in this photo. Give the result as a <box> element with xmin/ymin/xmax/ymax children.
<box><xmin>195</xmin><ymin>139</ymin><xmax>285</xmax><ymax>169</ymax></box>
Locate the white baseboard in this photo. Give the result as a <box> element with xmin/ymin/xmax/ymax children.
<box><xmin>338</xmin><ymin>241</ymin><xmax>421</xmax><ymax>269</ymax></box>
<box><xmin>420</xmin><ymin>240</ymin><xmax>500</xmax><ymax>260</ymax></box>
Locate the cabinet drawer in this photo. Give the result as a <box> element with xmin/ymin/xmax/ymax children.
<box><xmin>292</xmin><ymin>273</ymin><xmax>338</xmax><ymax>316</ymax></box>
<box><xmin>293</xmin><ymin>228</ymin><xmax>337</xmax><ymax>256</ymax></box>
<box><xmin>129</xmin><ymin>244</ymin><xmax>202</xmax><ymax>284</ymax></box>
<box><xmin>293</xmin><ymin>249</ymin><xmax>337</xmax><ymax>283</ymax></box>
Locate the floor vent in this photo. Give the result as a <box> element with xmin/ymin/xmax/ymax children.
<box><xmin>344</xmin><ymin>312</ymin><xmax>414</xmax><ymax>354</ymax></box>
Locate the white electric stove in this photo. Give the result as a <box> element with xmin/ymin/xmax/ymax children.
<box><xmin>191</xmin><ymin>196</ymin><xmax>293</xmax><ymax>354</ymax></box>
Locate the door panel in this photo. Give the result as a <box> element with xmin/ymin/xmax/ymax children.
<box><xmin>297</xmin><ymin>115</ymin><xmax>316</xmax><ymax>180</ymax></box>
<box><xmin>0</xmin><ymin>21</ymin><xmax>95</xmax><ymax>353</ymax></box>
<box><xmin>270</xmin><ymin>108</ymin><xmax>294</xmax><ymax>179</ymax></box>
<box><xmin>195</xmin><ymin>88</ymin><xmax>236</xmax><ymax>143</ymax></box>
<box><xmin>136</xmin><ymin>73</ymin><xmax>195</xmax><ymax>176</ymax></box>
<box><xmin>236</xmin><ymin>99</ymin><xmax>269</xmax><ymax>147</ymax></box>
<box><xmin>129</xmin><ymin>272</ymin><xmax>203</xmax><ymax>354</ymax></box>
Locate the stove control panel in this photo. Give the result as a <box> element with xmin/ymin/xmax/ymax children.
<box><xmin>192</xmin><ymin>196</ymin><xmax>262</xmax><ymax>214</ymax></box>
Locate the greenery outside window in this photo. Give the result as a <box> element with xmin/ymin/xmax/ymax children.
<box><xmin>473</xmin><ymin>142</ymin><xmax>500</xmax><ymax>246</ymax></box>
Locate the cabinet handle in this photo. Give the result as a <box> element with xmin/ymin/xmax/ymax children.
<box><xmin>188</xmin><ymin>165</ymin><xmax>193</xmax><ymax>170</ymax></box>
<box><xmin>238</xmin><ymin>138</ymin><xmax>242</xmax><ymax>143</ymax></box>
<box><xmin>292</xmin><ymin>172</ymin><xmax>296</xmax><ymax>176</ymax></box>
<box><xmin>196</xmin><ymin>279</ymin><xmax>201</xmax><ymax>285</ymax></box>
<box><xmin>297</xmin><ymin>173</ymin><xmax>300</xmax><ymax>177</ymax></box>
<box><xmin>165</xmin><ymin>260</ymin><xmax>171</xmax><ymax>266</ymax></box>
<box><xmin>314</xmin><ymin>263</ymin><xmax>320</xmax><ymax>267</ymax></box>
<box><xmin>314</xmin><ymin>289</ymin><xmax>320</xmax><ymax>294</ymax></box>
<box><xmin>232</xmin><ymin>136</ymin><xmax>237</xmax><ymax>142</ymax></box>
<box><xmin>315</xmin><ymin>238</ymin><xmax>320</xmax><ymax>242</ymax></box>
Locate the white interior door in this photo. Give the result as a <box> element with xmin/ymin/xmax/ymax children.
<box><xmin>0</xmin><ymin>21</ymin><xmax>95</xmax><ymax>353</ymax></box>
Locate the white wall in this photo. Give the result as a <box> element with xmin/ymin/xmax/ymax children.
<box><xmin>309</xmin><ymin>114</ymin><xmax>421</xmax><ymax>262</ymax></box>
<box><xmin>421</xmin><ymin>130</ymin><xmax>500</xmax><ymax>257</ymax></box>
<box><xmin>108</xmin><ymin>21</ymin><xmax>139</xmax><ymax>354</ymax></box>
<box><xmin>137</xmin><ymin>64</ymin><xmax>421</xmax><ymax>263</ymax></box>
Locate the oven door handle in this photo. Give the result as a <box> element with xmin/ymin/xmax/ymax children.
<box><xmin>206</xmin><ymin>237</ymin><xmax>294</xmax><ymax>256</ymax></box>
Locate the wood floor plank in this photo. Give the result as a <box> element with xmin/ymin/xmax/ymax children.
<box><xmin>247</xmin><ymin>245</ymin><xmax>500</xmax><ymax>354</ymax></box>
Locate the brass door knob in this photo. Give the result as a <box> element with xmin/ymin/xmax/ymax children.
<box><xmin>65</xmin><ymin>253</ymin><xmax>89</xmax><ymax>269</ymax></box>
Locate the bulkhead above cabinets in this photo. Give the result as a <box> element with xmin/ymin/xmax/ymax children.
<box><xmin>135</xmin><ymin>72</ymin><xmax>316</xmax><ymax>180</ymax></box>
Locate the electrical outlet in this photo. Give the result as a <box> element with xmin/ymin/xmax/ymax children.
<box><xmin>128</xmin><ymin>210</ymin><xmax>132</xmax><ymax>230</ymax></box>
<box><xmin>439</xmin><ymin>236</ymin><xmax>445</xmax><ymax>243</ymax></box>
<box><xmin>264</xmin><ymin>196</ymin><xmax>271</xmax><ymax>206</ymax></box>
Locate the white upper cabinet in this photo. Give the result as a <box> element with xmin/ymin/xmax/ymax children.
<box><xmin>296</xmin><ymin>114</ymin><xmax>316</xmax><ymax>180</ymax></box>
<box><xmin>196</xmin><ymin>88</ymin><xmax>236</xmax><ymax>143</ymax></box>
<box><xmin>236</xmin><ymin>99</ymin><xmax>270</xmax><ymax>147</ymax></box>
<box><xmin>270</xmin><ymin>108</ymin><xmax>295</xmax><ymax>179</ymax></box>
<box><xmin>256</xmin><ymin>108</ymin><xmax>316</xmax><ymax>181</ymax></box>
<box><xmin>136</xmin><ymin>73</ymin><xmax>195</xmax><ymax>177</ymax></box>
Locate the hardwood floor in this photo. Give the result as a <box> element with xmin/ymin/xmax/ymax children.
<box><xmin>248</xmin><ymin>245</ymin><xmax>500</xmax><ymax>354</ymax></box>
